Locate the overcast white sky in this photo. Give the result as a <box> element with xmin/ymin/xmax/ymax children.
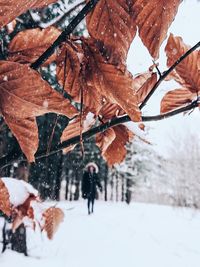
<box><xmin>127</xmin><ymin>0</ymin><xmax>200</xmax><ymax>157</ymax></box>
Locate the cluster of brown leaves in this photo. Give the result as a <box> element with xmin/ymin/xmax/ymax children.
<box><xmin>160</xmin><ymin>34</ymin><xmax>200</xmax><ymax>113</ymax></box>
<box><xmin>0</xmin><ymin>0</ymin><xmax>193</xmax><ymax>166</ymax></box>
<box><xmin>0</xmin><ymin>178</ymin><xmax>64</xmax><ymax>239</ymax></box>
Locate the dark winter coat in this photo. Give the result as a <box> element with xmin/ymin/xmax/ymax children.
<box><xmin>82</xmin><ymin>171</ymin><xmax>102</xmax><ymax>199</ymax></box>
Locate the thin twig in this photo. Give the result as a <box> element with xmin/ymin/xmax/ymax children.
<box><xmin>140</xmin><ymin>40</ymin><xmax>200</xmax><ymax>110</ymax></box>
<box><xmin>0</xmin><ymin>100</ymin><xmax>198</xmax><ymax>169</ymax></box>
<box><xmin>30</xmin><ymin>0</ymin><xmax>100</xmax><ymax>69</ymax></box>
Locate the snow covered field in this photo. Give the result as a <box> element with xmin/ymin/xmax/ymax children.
<box><xmin>1</xmin><ymin>201</ymin><xmax>200</xmax><ymax>267</ymax></box>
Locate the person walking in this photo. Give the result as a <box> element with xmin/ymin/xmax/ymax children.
<box><xmin>82</xmin><ymin>163</ymin><xmax>102</xmax><ymax>214</ymax></box>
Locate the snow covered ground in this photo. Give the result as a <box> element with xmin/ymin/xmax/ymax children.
<box><xmin>1</xmin><ymin>201</ymin><xmax>200</xmax><ymax>267</ymax></box>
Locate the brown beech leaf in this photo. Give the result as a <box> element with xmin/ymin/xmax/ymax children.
<box><xmin>0</xmin><ymin>0</ymin><xmax>57</xmax><ymax>28</ymax></box>
<box><xmin>57</xmin><ymin>42</ymin><xmax>102</xmax><ymax>115</ymax></box>
<box><xmin>96</xmin><ymin>128</ymin><xmax>116</xmax><ymax>155</ymax></box>
<box><xmin>165</xmin><ymin>34</ymin><xmax>200</xmax><ymax>93</ymax></box>
<box><xmin>160</xmin><ymin>88</ymin><xmax>195</xmax><ymax>113</ymax></box>
<box><xmin>133</xmin><ymin>73</ymin><xmax>157</xmax><ymax>104</ymax></box>
<box><xmin>99</xmin><ymin>103</ymin><xmax>125</xmax><ymax>122</ymax></box>
<box><xmin>198</xmin><ymin>51</ymin><xmax>200</xmax><ymax>70</ymax></box>
<box><xmin>57</xmin><ymin>42</ymin><xmax>82</xmax><ymax>99</ymax></box>
<box><xmin>0</xmin><ymin>61</ymin><xmax>78</xmax><ymax>161</ymax></box>
<box><xmin>82</xmin><ymin>40</ymin><xmax>141</xmax><ymax>122</ymax></box>
<box><xmin>0</xmin><ymin>179</ymin><xmax>11</xmax><ymax>216</ymax></box>
<box><xmin>61</xmin><ymin>111</ymin><xmax>96</xmax><ymax>153</ymax></box>
<box><xmin>4</xmin><ymin>117</ymin><xmax>38</xmax><ymax>162</ymax></box>
<box><xmin>43</xmin><ymin>207</ymin><xmax>64</xmax><ymax>240</ymax></box>
<box><xmin>133</xmin><ymin>0</ymin><xmax>182</xmax><ymax>59</ymax></box>
<box><xmin>8</xmin><ymin>27</ymin><xmax>60</xmax><ymax>65</ymax></box>
<box><xmin>102</xmin><ymin>125</ymin><xmax>131</xmax><ymax>166</ymax></box>
<box><xmin>86</xmin><ymin>0</ymin><xmax>137</xmax><ymax>64</ymax></box>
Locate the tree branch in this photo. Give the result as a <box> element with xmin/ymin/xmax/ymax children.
<box><xmin>0</xmin><ymin>100</ymin><xmax>199</xmax><ymax>169</ymax></box>
<box><xmin>30</xmin><ymin>0</ymin><xmax>100</xmax><ymax>69</ymax></box>
<box><xmin>29</xmin><ymin>1</ymin><xmax>85</xmax><ymax>29</ymax></box>
<box><xmin>139</xmin><ymin>40</ymin><xmax>200</xmax><ymax>109</ymax></box>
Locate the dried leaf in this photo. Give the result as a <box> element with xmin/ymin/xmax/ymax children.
<box><xmin>139</xmin><ymin>123</ymin><xmax>145</xmax><ymax>131</ymax></box>
<box><xmin>57</xmin><ymin>42</ymin><xmax>82</xmax><ymax>99</ymax></box>
<box><xmin>99</xmin><ymin>103</ymin><xmax>125</xmax><ymax>122</ymax></box>
<box><xmin>86</xmin><ymin>0</ymin><xmax>137</xmax><ymax>64</ymax></box>
<box><xmin>4</xmin><ymin>117</ymin><xmax>38</xmax><ymax>162</ymax></box>
<box><xmin>82</xmin><ymin>40</ymin><xmax>141</xmax><ymax>122</ymax></box>
<box><xmin>0</xmin><ymin>0</ymin><xmax>57</xmax><ymax>28</ymax></box>
<box><xmin>96</xmin><ymin>128</ymin><xmax>116</xmax><ymax>155</ymax></box>
<box><xmin>103</xmin><ymin>125</ymin><xmax>130</xmax><ymax>166</ymax></box>
<box><xmin>0</xmin><ymin>61</ymin><xmax>78</xmax><ymax>161</ymax></box>
<box><xmin>134</xmin><ymin>73</ymin><xmax>157</xmax><ymax>103</ymax></box>
<box><xmin>133</xmin><ymin>0</ymin><xmax>182</xmax><ymax>58</ymax></box>
<box><xmin>8</xmin><ymin>27</ymin><xmax>60</xmax><ymax>65</ymax></box>
<box><xmin>57</xmin><ymin>43</ymin><xmax>102</xmax><ymax>115</ymax></box>
<box><xmin>0</xmin><ymin>179</ymin><xmax>11</xmax><ymax>216</ymax></box>
<box><xmin>61</xmin><ymin>111</ymin><xmax>96</xmax><ymax>153</ymax></box>
<box><xmin>165</xmin><ymin>34</ymin><xmax>200</xmax><ymax>93</ymax></box>
<box><xmin>43</xmin><ymin>207</ymin><xmax>64</xmax><ymax>240</ymax></box>
<box><xmin>160</xmin><ymin>88</ymin><xmax>195</xmax><ymax>113</ymax></box>
<box><xmin>198</xmin><ymin>51</ymin><xmax>200</xmax><ymax>70</ymax></box>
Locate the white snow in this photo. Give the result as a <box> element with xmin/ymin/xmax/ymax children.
<box><xmin>1</xmin><ymin>178</ymin><xmax>38</xmax><ymax>207</ymax></box>
<box><xmin>124</xmin><ymin>121</ymin><xmax>146</xmax><ymax>140</ymax></box>
<box><xmin>1</xmin><ymin>201</ymin><xmax>200</xmax><ymax>267</ymax></box>
<box><xmin>83</xmin><ymin>112</ymin><xmax>95</xmax><ymax>129</ymax></box>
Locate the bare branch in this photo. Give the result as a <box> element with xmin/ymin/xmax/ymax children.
<box><xmin>0</xmin><ymin>100</ymin><xmax>199</xmax><ymax>169</ymax></box>
<box><xmin>139</xmin><ymin>40</ymin><xmax>200</xmax><ymax>109</ymax></box>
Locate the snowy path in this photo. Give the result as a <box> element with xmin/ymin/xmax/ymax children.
<box><xmin>1</xmin><ymin>201</ymin><xmax>200</xmax><ymax>267</ymax></box>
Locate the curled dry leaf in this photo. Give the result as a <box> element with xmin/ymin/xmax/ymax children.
<box><xmin>0</xmin><ymin>179</ymin><xmax>12</xmax><ymax>216</ymax></box>
<box><xmin>4</xmin><ymin>117</ymin><xmax>39</xmax><ymax>163</ymax></box>
<box><xmin>134</xmin><ymin>72</ymin><xmax>157</xmax><ymax>104</ymax></box>
<box><xmin>8</xmin><ymin>27</ymin><xmax>60</xmax><ymax>65</ymax></box>
<box><xmin>102</xmin><ymin>125</ymin><xmax>131</xmax><ymax>166</ymax></box>
<box><xmin>99</xmin><ymin>103</ymin><xmax>125</xmax><ymax>122</ymax></box>
<box><xmin>82</xmin><ymin>39</ymin><xmax>141</xmax><ymax>122</ymax></box>
<box><xmin>97</xmin><ymin>102</ymin><xmax>148</xmax><ymax>166</ymax></box>
<box><xmin>139</xmin><ymin>123</ymin><xmax>145</xmax><ymax>131</ymax></box>
<box><xmin>57</xmin><ymin>42</ymin><xmax>102</xmax><ymax>115</ymax></box>
<box><xmin>160</xmin><ymin>88</ymin><xmax>195</xmax><ymax>113</ymax></box>
<box><xmin>61</xmin><ymin>111</ymin><xmax>96</xmax><ymax>153</ymax></box>
<box><xmin>132</xmin><ymin>0</ymin><xmax>182</xmax><ymax>59</ymax></box>
<box><xmin>0</xmin><ymin>61</ymin><xmax>78</xmax><ymax>161</ymax></box>
<box><xmin>43</xmin><ymin>207</ymin><xmax>64</xmax><ymax>240</ymax></box>
<box><xmin>57</xmin><ymin>42</ymin><xmax>82</xmax><ymax>99</ymax></box>
<box><xmin>0</xmin><ymin>0</ymin><xmax>57</xmax><ymax>28</ymax></box>
<box><xmin>86</xmin><ymin>0</ymin><xmax>137</xmax><ymax>64</ymax></box>
<box><xmin>165</xmin><ymin>34</ymin><xmax>200</xmax><ymax>93</ymax></box>
<box><xmin>96</xmin><ymin>128</ymin><xmax>116</xmax><ymax>155</ymax></box>
<box><xmin>97</xmin><ymin>103</ymin><xmax>132</xmax><ymax>166</ymax></box>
